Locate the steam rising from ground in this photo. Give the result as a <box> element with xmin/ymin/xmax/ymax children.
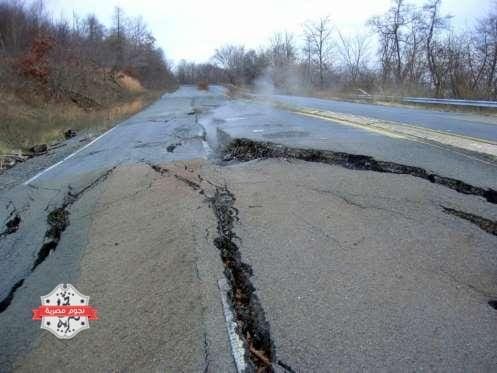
<box><xmin>254</xmin><ymin>66</ymin><xmax>312</xmax><ymax>96</ymax></box>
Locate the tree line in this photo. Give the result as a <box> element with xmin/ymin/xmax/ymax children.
<box><xmin>0</xmin><ymin>0</ymin><xmax>175</xmax><ymax>107</ymax></box>
<box><xmin>177</xmin><ymin>0</ymin><xmax>497</xmax><ymax>100</ymax></box>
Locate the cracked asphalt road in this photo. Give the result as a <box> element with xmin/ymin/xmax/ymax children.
<box><xmin>1</xmin><ymin>85</ymin><xmax>497</xmax><ymax>371</ymax></box>
<box><xmin>205</xmin><ymin>159</ymin><xmax>497</xmax><ymax>371</ymax></box>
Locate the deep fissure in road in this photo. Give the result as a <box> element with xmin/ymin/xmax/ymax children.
<box><xmin>209</xmin><ymin>186</ymin><xmax>274</xmax><ymax>372</ymax></box>
<box><xmin>442</xmin><ymin>206</ymin><xmax>497</xmax><ymax>237</ymax></box>
<box><xmin>147</xmin><ymin>162</ymin><xmax>276</xmax><ymax>371</ymax></box>
<box><xmin>222</xmin><ymin>138</ymin><xmax>497</xmax><ymax>204</ymax></box>
<box><xmin>0</xmin><ymin>168</ymin><xmax>115</xmax><ymax>313</ymax></box>
<box><xmin>31</xmin><ymin>208</ymin><xmax>69</xmax><ymax>271</ymax></box>
<box><xmin>0</xmin><ymin>279</ymin><xmax>24</xmax><ymax>313</ymax></box>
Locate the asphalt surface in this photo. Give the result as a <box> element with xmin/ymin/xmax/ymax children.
<box><xmin>266</xmin><ymin>93</ymin><xmax>497</xmax><ymax>142</ymax></box>
<box><xmin>202</xmin><ymin>159</ymin><xmax>497</xmax><ymax>371</ymax></box>
<box><xmin>1</xmin><ymin>85</ymin><xmax>496</xmax><ymax>371</ymax></box>
<box><xmin>201</xmin><ymin>100</ymin><xmax>497</xmax><ymax>190</ymax></box>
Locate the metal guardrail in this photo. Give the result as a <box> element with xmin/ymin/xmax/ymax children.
<box><xmin>353</xmin><ymin>94</ymin><xmax>497</xmax><ymax>109</ymax></box>
<box><xmin>402</xmin><ymin>97</ymin><xmax>497</xmax><ymax>109</ymax></box>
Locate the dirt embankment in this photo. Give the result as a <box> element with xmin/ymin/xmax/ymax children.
<box><xmin>0</xmin><ymin>72</ymin><xmax>175</xmax><ymax>166</ymax></box>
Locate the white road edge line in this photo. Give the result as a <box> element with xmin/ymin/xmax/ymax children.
<box><xmin>23</xmin><ymin>125</ymin><xmax>119</xmax><ymax>186</ymax></box>
<box><xmin>218</xmin><ymin>278</ymin><xmax>248</xmax><ymax>373</ymax></box>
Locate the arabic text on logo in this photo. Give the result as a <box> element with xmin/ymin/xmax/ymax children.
<box><xmin>32</xmin><ymin>284</ymin><xmax>98</xmax><ymax>339</ymax></box>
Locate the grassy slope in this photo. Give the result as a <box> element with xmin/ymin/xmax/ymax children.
<box><xmin>0</xmin><ymin>90</ymin><xmax>167</xmax><ymax>154</ymax></box>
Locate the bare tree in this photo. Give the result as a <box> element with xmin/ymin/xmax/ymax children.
<box><xmin>423</xmin><ymin>0</ymin><xmax>450</xmax><ymax>97</ymax></box>
<box><xmin>369</xmin><ymin>0</ymin><xmax>414</xmax><ymax>89</ymax></box>
<box><xmin>304</xmin><ymin>17</ymin><xmax>333</xmax><ymax>88</ymax></box>
<box><xmin>110</xmin><ymin>6</ymin><xmax>126</xmax><ymax>68</ymax></box>
<box><xmin>269</xmin><ymin>32</ymin><xmax>296</xmax><ymax>67</ymax></box>
<box><xmin>336</xmin><ymin>31</ymin><xmax>371</xmax><ymax>87</ymax></box>
<box><xmin>475</xmin><ymin>3</ymin><xmax>497</xmax><ymax>98</ymax></box>
<box><xmin>213</xmin><ymin>44</ymin><xmax>247</xmax><ymax>84</ymax></box>
<box><xmin>302</xmin><ymin>33</ymin><xmax>313</xmax><ymax>85</ymax></box>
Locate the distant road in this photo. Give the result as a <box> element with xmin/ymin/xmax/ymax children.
<box><xmin>267</xmin><ymin>93</ymin><xmax>497</xmax><ymax>142</ymax></box>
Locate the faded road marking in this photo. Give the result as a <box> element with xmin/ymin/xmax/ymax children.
<box><xmin>218</xmin><ymin>278</ymin><xmax>247</xmax><ymax>373</ymax></box>
<box><xmin>23</xmin><ymin>125</ymin><xmax>119</xmax><ymax>186</ymax></box>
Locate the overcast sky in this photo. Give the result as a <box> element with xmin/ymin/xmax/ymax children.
<box><xmin>44</xmin><ymin>0</ymin><xmax>493</xmax><ymax>64</ymax></box>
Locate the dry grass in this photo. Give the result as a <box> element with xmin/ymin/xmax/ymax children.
<box><xmin>0</xmin><ymin>90</ymin><xmax>161</xmax><ymax>154</ymax></box>
<box><xmin>117</xmin><ymin>72</ymin><xmax>144</xmax><ymax>93</ymax></box>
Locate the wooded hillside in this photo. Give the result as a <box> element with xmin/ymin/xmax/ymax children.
<box><xmin>0</xmin><ymin>1</ymin><xmax>176</xmax><ymax>153</ymax></box>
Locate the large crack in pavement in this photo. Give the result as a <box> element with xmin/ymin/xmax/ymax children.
<box><xmin>0</xmin><ymin>167</ymin><xmax>115</xmax><ymax>313</ymax></box>
<box><xmin>222</xmin><ymin>138</ymin><xmax>497</xmax><ymax>204</ymax></box>
<box><xmin>147</xmin><ymin>162</ymin><xmax>276</xmax><ymax>372</ymax></box>
<box><xmin>145</xmin><ymin>134</ymin><xmax>497</xmax><ymax>371</ymax></box>
<box><xmin>30</xmin><ymin>208</ymin><xmax>69</xmax><ymax>271</ymax></box>
<box><xmin>442</xmin><ymin>206</ymin><xmax>497</xmax><ymax>237</ymax></box>
<box><xmin>209</xmin><ymin>186</ymin><xmax>274</xmax><ymax>372</ymax></box>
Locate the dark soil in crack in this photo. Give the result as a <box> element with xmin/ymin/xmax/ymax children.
<box><xmin>147</xmin><ymin>163</ymin><xmax>276</xmax><ymax>371</ymax></box>
<box><xmin>31</xmin><ymin>208</ymin><xmax>69</xmax><ymax>271</ymax></box>
<box><xmin>0</xmin><ymin>214</ymin><xmax>21</xmax><ymax>238</ymax></box>
<box><xmin>146</xmin><ymin>163</ymin><xmax>204</xmax><ymax>193</ymax></box>
<box><xmin>210</xmin><ymin>186</ymin><xmax>274</xmax><ymax>372</ymax></box>
<box><xmin>0</xmin><ymin>167</ymin><xmax>115</xmax><ymax>314</ymax></box>
<box><xmin>0</xmin><ymin>279</ymin><xmax>24</xmax><ymax>313</ymax></box>
<box><xmin>167</xmin><ymin>143</ymin><xmax>182</xmax><ymax>152</ymax></box>
<box><xmin>277</xmin><ymin>360</ymin><xmax>297</xmax><ymax>373</ymax></box>
<box><xmin>223</xmin><ymin>138</ymin><xmax>497</xmax><ymax>204</ymax></box>
<box><xmin>442</xmin><ymin>206</ymin><xmax>497</xmax><ymax>236</ymax></box>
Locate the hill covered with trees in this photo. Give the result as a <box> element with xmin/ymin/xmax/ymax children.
<box><xmin>0</xmin><ymin>0</ymin><xmax>176</xmax><ymax>154</ymax></box>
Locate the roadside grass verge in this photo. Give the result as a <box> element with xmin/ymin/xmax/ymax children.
<box><xmin>0</xmin><ymin>90</ymin><xmax>163</xmax><ymax>154</ymax></box>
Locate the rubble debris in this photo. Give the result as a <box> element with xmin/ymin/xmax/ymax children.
<box><xmin>0</xmin><ymin>152</ymin><xmax>30</xmax><ymax>171</ymax></box>
<box><xmin>64</xmin><ymin>129</ymin><xmax>77</xmax><ymax>139</ymax></box>
<box><xmin>29</xmin><ymin>144</ymin><xmax>48</xmax><ymax>155</ymax></box>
